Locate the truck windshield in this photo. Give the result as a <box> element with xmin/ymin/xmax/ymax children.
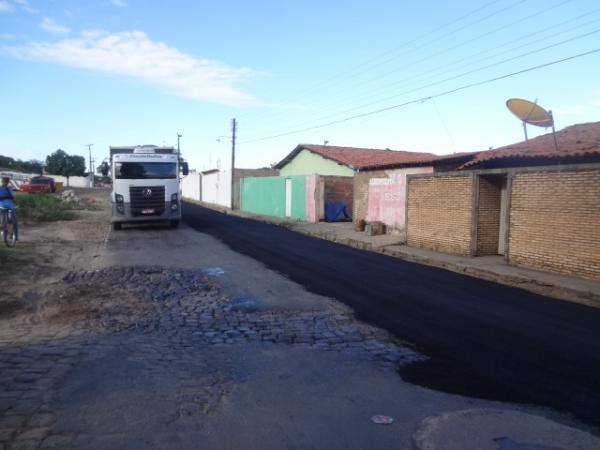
<box><xmin>115</xmin><ymin>162</ymin><xmax>177</xmax><ymax>180</ymax></box>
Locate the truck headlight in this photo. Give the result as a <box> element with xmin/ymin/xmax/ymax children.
<box><xmin>171</xmin><ymin>193</ymin><xmax>178</xmax><ymax>202</ymax></box>
<box><xmin>115</xmin><ymin>194</ymin><xmax>124</xmax><ymax>203</ymax></box>
<box><xmin>171</xmin><ymin>203</ymin><xmax>178</xmax><ymax>211</ymax></box>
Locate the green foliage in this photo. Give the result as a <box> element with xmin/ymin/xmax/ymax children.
<box><xmin>15</xmin><ymin>192</ymin><xmax>75</xmax><ymax>222</ymax></box>
<box><xmin>45</xmin><ymin>149</ymin><xmax>86</xmax><ymax>177</ymax></box>
<box><xmin>0</xmin><ymin>154</ymin><xmax>44</xmax><ymax>174</ymax></box>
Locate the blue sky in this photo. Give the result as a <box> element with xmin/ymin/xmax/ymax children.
<box><xmin>1</xmin><ymin>0</ymin><xmax>599</xmax><ymax>172</ymax></box>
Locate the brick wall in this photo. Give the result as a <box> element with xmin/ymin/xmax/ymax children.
<box><xmin>353</xmin><ymin>170</ymin><xmax>386</xmax><ymax>224</ymax></box>
<box><xmin>407</xmin><ymin>175</ymin><xmax>474</xmax><ymax>256</ymax></box>
<box><xmin>508</xmin><ymin>169</ymin><xmax>600</xmax><ymax>280</ymax></box>
<box><xmin>476</xmin><ymin>176</ymin><xmax>501</xmax><ymax>256</ymax></box>
<box><xmin>323</xmin><ymin>176</ymin><xmax>354</xmax><ymax>213</ymax></box>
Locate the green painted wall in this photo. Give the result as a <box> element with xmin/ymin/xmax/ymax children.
<box><xmin>241</xmin><ymin>175</ymin><xmax>307</xmax><ymax>220</ymax></box>
<box><xmin>279</xmin><ymin>149</ymin><xmax>354</xmax><ymax>177</ymax></box>
<box><xmin>241</xmin><ymin>176</ymin><xmax>286</xmax><ymax>217</ymax></box>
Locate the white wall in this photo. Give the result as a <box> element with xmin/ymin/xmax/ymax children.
<box><xmin>0</xmin><ymin>171</ymin><xmax>38</xmax><ymax>190</ymax></box>
<box><xmin>51</xmin><ymin>174</ymin><xmax>93</xmax><ymax>188</ymax></box>
<box><xmin>0</xmin><ymin>171</ymin><xmax>93</xmax><ymax>189</ymax></box>
<box><xmin>201</xmin><ymin>170</ymin><xmax>231</xmax><ymax>208</ymax></box>
<box><xmin>181</xmin><ymin>171</ymin><xmax>202</xmax><ymax>201</ymax></box>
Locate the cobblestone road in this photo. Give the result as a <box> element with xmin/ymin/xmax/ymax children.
<box><xmin>0</xmin><ymin>266</ymin><xmax>423</xmax><ymax>449</ymax></box>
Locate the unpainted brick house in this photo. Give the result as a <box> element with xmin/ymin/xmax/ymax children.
<box><xmin>406</xmin><ymin>122</ymin><xmax>600</xmax><ymax>280</ymax></box>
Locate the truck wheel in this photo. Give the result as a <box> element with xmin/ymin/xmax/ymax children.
<box><xmin>113</xmin><ymin>222</ymin><xmax>122</xmax><ymax>231</ymax></box>
<box><xmin>170</xmin><ymin>219</ymin><xmax>179</xmax><ymax>228</ymax></box>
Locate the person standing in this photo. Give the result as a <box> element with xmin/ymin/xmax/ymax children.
<box><xmin>0</xmin><ymin>176</ymin><xmax>18</xmax><ymax>241</ymax></box>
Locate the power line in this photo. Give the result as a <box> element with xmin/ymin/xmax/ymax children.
<box><xmin>316</xmin><ymin>0</ymin><xmax>574</xmax><ymax>104</ymax></box>
<box><xmin>298</xmin><ymin>13</ymin><xmax>600</xmax><ymax>127</ymax></box>
<box><xmin>242</xmin><ymin>1</ymin><xmax>578</xmax><ymax>131</ymax></box>
<box><xmin>246</xmin><ymin>26</ymin><xmax>600</xmax><ymax>138</ymax></box>
<box><xmin>241</xmin><ymin>47</ymin><xmax>600</xmax><ymax>144</ymax></box>
<box><xmin>238</xmin><ymin>0</ymin><xmax>525</xmax><ymax>125</ymax></box>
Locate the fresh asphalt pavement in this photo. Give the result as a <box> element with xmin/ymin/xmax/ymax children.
<box><xmin>183</xmin><ymin>203</ymin><xmax>600</xmax><ymax>430</ymax></box>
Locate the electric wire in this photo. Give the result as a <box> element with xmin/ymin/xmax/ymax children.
<box><xmin>240</xmin><ymin>47</ymin><xmax>600</xmax><ymax>144</ymax></box>
<box><xmin>247</xmin><ymin>2</ymin><xmax>591</xmax><ymax>133</ymax></box>
<box><xmin>244</xmin><ymin>25</ymin><xmax>600</xmax><ymax>138</ymax></box>
<box><xmin>237</xmin><ymin>0</ymin><xmax>529</xmax><ymax>125</ymax></box>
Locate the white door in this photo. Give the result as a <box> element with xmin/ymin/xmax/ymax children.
<box><xmin>285</xmin><ymin>179</ymin><xmax>292</xmax><ymax>217</ymax></box>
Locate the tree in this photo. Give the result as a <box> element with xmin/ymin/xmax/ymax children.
<box><xmin>45</xmin><ymin>149</ymin><xmax>69</xmax><ymax>175</ymax></box>
<box><xmin>45</xmin><ymin>150</ymin><xmax>86</xmax><ymax>184</ymax></box>
<box><xmin>17</xmin><ymin>159</ymin><xmax>44</xmax><ymax>174</ymax></box>
<box><xmin>0</xmin><ymin>155</ymin><xmax>14</xmax><ymax>170</ymax></box>
<box><xmin>0</xmin><ymin>155</ymin><xmax>44</xmax><ymax>174</ymax></box>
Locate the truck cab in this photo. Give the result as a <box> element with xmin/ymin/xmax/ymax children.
<box><xmin>110</xmin><ymin>145</ymin><xmax>188</xmax><ymax>230</ymax></box>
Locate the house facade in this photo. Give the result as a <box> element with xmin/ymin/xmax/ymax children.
<box><xmin>406</xmin><ymin>122</ymin><xmax>600</xmax><ymax>280</ymax></box>
<box><xmin>275</xmin><ymin>144</ymin><xmax>450</xmax><ymax>224</ymax></box>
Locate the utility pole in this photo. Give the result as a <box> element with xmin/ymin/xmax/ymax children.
<box><xmin>86</xmin><ymin>144</ymin><xmax>94</xmax><ymax>188</ymax></box>
<box><xmin>230</xmin><ymin>118</ymin><xmax>237</xmax><ymax>210</ymax></box>
<box><xmin>177</xmin><ymin>133</ymin><xmax>182</xmax><ymax>155</ymax></box>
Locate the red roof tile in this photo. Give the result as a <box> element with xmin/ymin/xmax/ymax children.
<box><xmin>462</xmin><ymin>121</ymin><xmax>600</xmax><ymax>168</ymax></box>
<box><xmin>276</xmin><ymin>144</ymin><xmax>473</xmax><ymax>171</ymax></box>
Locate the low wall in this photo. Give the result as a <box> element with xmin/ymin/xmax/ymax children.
<box><xmin>50</xmin><ymin>174</ymin><xmax>93</xmax><ymax>188</ymax></box>
<box><xmin>182</xmin><ymin>172</ymin><xmax>202</xmax><ymax>201</ymax></box>
<box><xmin>241</xmin><ymin>175</ymin><xmax>317</xmax><ymax>222</ymax></box>
<box><xmin>233</xmin><ymin>168</ymin><xmax>279</xmax><ymax>210</ymax></box>
<box><xmin>508</xmin><ymin>168</ymin><xmax>600</xmax><ymax>280</ymax></box>
<box><xmin>202</xmin><ymin>170</ymin><xmax>232</xmax><ymax>208</ymax></box>
<box><xmin>407</xmin><ymin>174</ymin><xmax>474</xmax><ymax>256</ymax></box>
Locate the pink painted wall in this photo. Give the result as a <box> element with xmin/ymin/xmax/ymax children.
<box><xmin>305</xmin><ymin>174</ymin><xmax>319</xmax><ymax>223</ymax></box>
<box><xmin>366</xmin><ymin>167</ymin><xmax>433</xmax><ymax>228</ymax></box>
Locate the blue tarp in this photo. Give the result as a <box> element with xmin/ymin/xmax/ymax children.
<box><xmin>325</xmin><ymin>201</ymin><xmax>352</xmax><ymax>222</ymax></box>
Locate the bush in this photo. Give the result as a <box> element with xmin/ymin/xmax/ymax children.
<box><xmin>15</xmin><ymin>192</ymin><xmax>76</xmax><ymax>222</ymax></box>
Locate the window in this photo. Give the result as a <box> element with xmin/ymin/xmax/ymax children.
<box><xmin>115</xmin><ymin>162</ymin><xmax>177</xmax><ymax>180</ymax></box>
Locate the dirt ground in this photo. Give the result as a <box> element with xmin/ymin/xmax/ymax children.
<box><xmin>1</xmin><ymin>188</ymin><xmax>598</xmax><ymax>450</ymax></box>
<box><xmin>0</xmin><ymin>189</ymin><xmax>138</xmax><ymax>344</ymax></box>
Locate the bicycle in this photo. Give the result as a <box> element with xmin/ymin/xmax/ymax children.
<box><xmin>0</xmin><ymin>207</ymin><xmax>17</xmax><ymax>247</ymax></box>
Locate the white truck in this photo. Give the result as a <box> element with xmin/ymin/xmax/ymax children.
<box><xmin>110</xmin><ymin>145</ymin><xmax>188</xmax><ymax>230</ymax></box>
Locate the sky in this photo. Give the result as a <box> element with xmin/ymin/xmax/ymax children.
<box><xmin>1</xmin><ymin>0</ymin><xmax>599</xmax><ymax>172</ymax></box>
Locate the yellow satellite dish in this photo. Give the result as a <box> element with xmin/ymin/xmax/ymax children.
<box><xmin>505</xmin><ymin>98</ymin><xmax>558</xmax><ymax>149</ymax></box>
<box><xmin>506</xmin><ymin>98</ymin><xmax>553</xmax><ymax>128</ymax></box>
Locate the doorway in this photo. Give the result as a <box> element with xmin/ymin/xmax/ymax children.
<box><xmin>476</xmin><ymin>174</ymin><xmax>507</xmax><ymax>256</ymax></box>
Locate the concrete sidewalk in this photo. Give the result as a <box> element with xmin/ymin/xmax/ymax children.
<box><xmin>187</xmin><ymin>201</ymin><xmax>600</xmax><ymax>308</ymax></box>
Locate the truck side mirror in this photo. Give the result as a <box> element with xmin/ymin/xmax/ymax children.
<box><xmin>182</xmin><ymin>162</ymin><xmax>189</xmax><ymax>176</ymax></box>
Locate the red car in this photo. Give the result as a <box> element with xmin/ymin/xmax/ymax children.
<box><xmin>20</xmin><ymin>176</ymin><xmax>56</xmax><ymax>193</ymax></box>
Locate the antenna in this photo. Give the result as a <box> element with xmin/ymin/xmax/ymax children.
<box><xmin>506</xmin><ymin>98</ymin><xmax>558</xmax><ymax>150</ymax></box>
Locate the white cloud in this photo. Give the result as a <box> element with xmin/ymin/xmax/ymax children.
<box><xmin>109</xmin><ymin>0</ymin><xmax>127</xmax><ymax>7</ymax></box>
<box><xmin>3</xmin><ymin>29</ymin><xmax>258</xmax><ymax>106</ymax></box>
<box><xmin>40</xmin><ymin>17</ymin><xmax>70</xmax><ymax>34</ymax></box>
<box><xmin>0</xmin><ymin>0</ymin><xmax>36</xmax><ymax>13</ymax></box>
<box><xmin>0</xmin><ymin>1</ymin><xmax>15</xmax><ymax>13</ymax></box>
<box><xmin>14</xmin><ymin>0</ymin><xmax>36</xmax><ymax>13</ymax></box>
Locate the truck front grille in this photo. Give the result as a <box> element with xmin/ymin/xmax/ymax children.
<box><xmin>129</xmin><ymin>186</ymin><xmax>165</xmax><ymax>216</ymax></box>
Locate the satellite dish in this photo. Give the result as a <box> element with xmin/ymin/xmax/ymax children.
<box><xmin>506</xmin><ymin>98</ymin><xmax>553</xmax><ymax>128</ymax></box>
<box><xmin>506</xmin><ymin>98</ymin><xmax>558</xmax><ymax>149</ymax></box>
